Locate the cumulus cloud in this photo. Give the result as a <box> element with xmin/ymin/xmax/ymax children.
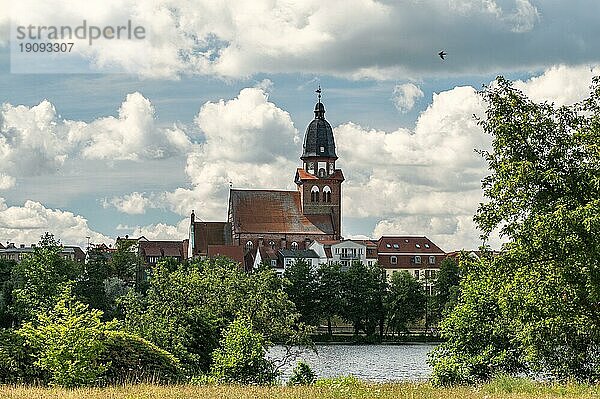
<box><xmin>393</xmin><ymin>83</ymin><xmax>424</xmax><ymax>112</ymax></box>
<box><xmin>0</xmin><ymin>93</ymin><xmax>191</xmax><ymax>184</ymax></box>
<box><xmin>129</xmin><ymin>218</ymin><xmax>189</xmax><ymax>240</ymax></box>
<box><xmin>104</xmin><ymin>192</ymin><xmax>153</xmax><ymax>215</ymax></box>
<box><xmin>0</xmin><ymin>198</ymin><xmax>112</xmax><ymax>248</ymax></box>
<box><xmin>0</xmin><ymin>174</ymin><xmax>15</xmax><ymax>190</ymax></box>
<box><xmin>3</xmin><ymin>0</ymin><xmax>597</xmax><ymax>79</ymax></box>
<box><xmin>161</xmin><ymin>87</ymin><xmax>299</xmax><ymax>219</ymax></box>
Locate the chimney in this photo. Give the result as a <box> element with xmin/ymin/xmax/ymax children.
<box><xmin>20</xmin><ymin>244</ymin><xmax>25</xmax><ymax>248</ymax></box>
<box><xmin>304</xmin><ymin>238</ymin><xmax>311</xmax><ymax>249</ymax></box>
<box><xmin>258</xmin><ymin>237</ymin><xmax>264</xmax><ymax>247</ymax></box>
<box><xmin>191</xmin><ymin>210</ymin><xmax>195</xmax><ymax>224</ymax></box>
<box><xmin>31</xmin><ymin>244</ymin><xmax>36</xmax><ymax>248</ymax></box>
<box><xmin>280</xmin><ymin>237</ymin><xmax>286</xmax><ymax>249</ymax></box>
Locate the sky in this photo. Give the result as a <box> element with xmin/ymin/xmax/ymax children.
<box><xmin>1</xmin><ymin>0</ymin><xmax>600</xmax><ymax>251</ymax></box>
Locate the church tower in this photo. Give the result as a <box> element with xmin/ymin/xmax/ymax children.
<box><xmin>295</xmin><ymin>88</ymin><xmax>345</xmax><ymax>239</ymax></box>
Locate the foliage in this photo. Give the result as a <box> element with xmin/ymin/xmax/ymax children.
<box><xmin>11</xmin><ymin>233</ymin><xmax>82</xmax><ymax>322</ymax></box>
<box><xmin>124</xmin><ymin>258</ymin><xmax>309</xmax><ymax>374</ymax></box>
<box><xmin>315</xmin><ymin>262</ymin><xmax>344</xmax><ymax>336</ymax></box>
<box><xmin>430</xmin><ymin>76</ymin><xmax>600</xmax><ymax>384</ymax></box>
<box><xmin>341</xmin><ymin>261</ymin><xmax>387</xmax><ymax>337</ymax></box>
<box><xmin>99</xmin><ymin>330</ymin><xmax>183</xmax><ymax>384</ymax></box>
<box><xmin>288</xmin><ymin>360</ymin><xmax>316</xmax><ymax>386</ymax></box>
<box><xmin>432</xmin><ymin>257</ymin><xmax>461</xmax><ymax>323</ymax></box>
<box><xmin>210</xmin><ymin>317</ymin><xmax>277</xmax><ymax>385</ymax></box>
<box><xmin>284</xmin><ymin>260</ymin><xmax>319</xmax><ymax>326</ymax></box>
<box><xmin>0</xmin><ymin>259</ymin><xmax>16</xmax><ymax>328</ymax></box>
<box><xmin>17</xmin><ymin>287</ymin><xmax>117</xmax><ymax>387</ymax></box>
<box><xmin>0</xmin><ymin>328</ymin><xmax>45</xmax><ymax>384</ymax></box>
<box><xmin>109</xmin><ymin>239</ymin><xmax>143</xmax><ymax>286</ymax></box>
<box><xmin>386</xmin><ymin>271</ymin><xmax>425</xmax><ymax>334</ymax></box>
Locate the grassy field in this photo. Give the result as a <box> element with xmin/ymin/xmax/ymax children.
<box><xmin>2</xmin><ymin>377</ymin><xmax>600</xmax><ymax>399</ymax></box>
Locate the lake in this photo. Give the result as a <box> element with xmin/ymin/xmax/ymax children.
<box><xmin>268</xmin><ymin>343</ymin><xmax>437</xmax><ymax>382</ymax></box>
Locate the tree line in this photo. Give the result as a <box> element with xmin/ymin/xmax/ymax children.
<box><xmin>283</xmin><ymin>258</ymin><xmax>460</xmax><ymax>339</ymax></box>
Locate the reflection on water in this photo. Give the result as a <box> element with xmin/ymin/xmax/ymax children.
<box><xmin>268</xmin><ymin>343</ymin><xmax>437</xmax><ymax>382</ymax></box>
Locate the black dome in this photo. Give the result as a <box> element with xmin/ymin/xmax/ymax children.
<box><xmin>302</xmin><ymin>102</ymin><xmax>337</xmax><ymax>159</ymax></box>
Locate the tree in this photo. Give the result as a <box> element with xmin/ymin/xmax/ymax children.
<box><xmin>432</xmin><ymin>257</ymin><xmax>461</xmax><ymax>323</ymax></box>
<box><xmin>386</xmin><ymin>271</ymin><xmax>426</xmax><ymax>335</ymax></box>
<box><xmin>0</xmin><ymin>259</ymin><xmax>17</xmax><ymax>328</ymax></box>
<box><xmin>11</xmin><ymin>233</ymin><xmax>81</xmax><ymax>322</ymax></box>
<box><xmin>341</xmin><ymin>262</ymin><xmax>387</xmax><ymax>337</ymax></box>
<box><xmin>284</xmin><ymin>259</ymin><xmax>319</xmax><ymax>326</ymax></box>
<box><xmin>210</xmin><ymin>317</ymin><xmax>277</xmax><ymax>385</ymax></box>
<box><xmin>315</xmin><ymin>262</ymin><xmax>344</xmax><ymax>336</ymax></box>
<box><xmin>430</xmin><ymin>76</ymin><xmax>600</xmax><ymax>384</ymax></box>
<box><xmin>17</xmin><ymin>287</ymin><xmax>117</xmax><ymax>387</ymax></box>
<box><xmin>124</xmin><ymin>257</ymin><xmax>309</xmax><ymax>374</ymax></box>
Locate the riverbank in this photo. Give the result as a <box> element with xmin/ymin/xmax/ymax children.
<box><xmin>3</xmin><ymin>377</ymin><xmax>599</xmax><ymax>399</ymax></box>
<box><xmin>311</xmin><ymin>333</ymin><xmax>443</xmax><ymax>343</ymax></box>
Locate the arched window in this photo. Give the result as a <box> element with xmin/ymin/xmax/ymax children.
<box><xmin>291</xmin><ymin>241</ymin><xmax>299</xmax><ymax>250</ymax></box>
<box><xmin>318</xmin><ymin>168</ymin><xmax>326</xmax><ymax>178</ymax></box>
<box><xmin>245</xmin><ymin>240</ymin><xmax>253</xmax><ymax>250</ymax></box>
<box><xmin>310</xmin><ymin>186</ymin><xmax>319</xmax><ymax>202</ymax></box>
<box><xmin>269</xmin><ymin>240</ymin><xmax>276</xmax><ymax>249</ymax></box>
<box><xmin>323</xmin><ymin>186</ymin><xmax>332</xmax><ymax>203</ymax></box>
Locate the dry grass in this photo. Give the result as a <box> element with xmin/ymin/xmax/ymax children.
<box><xmin>2</xmin><ymin>379</ymin><xmax>599</xmax><ymax>399</ymax></box>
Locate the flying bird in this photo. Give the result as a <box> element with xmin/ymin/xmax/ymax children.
<box><xmin>438</xmin><ymin>51</ymin><xmax>447</xmax><ymax>60</ymax></box>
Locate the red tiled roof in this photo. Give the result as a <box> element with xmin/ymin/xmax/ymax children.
<box><xmin>208</xmin><ymin>245</ymin><xmax>245</xmax><ymax>264</ymax></box>
<box><xmin>258</xmin><ymin>246</ymin><xmax>278</xmax><ymax>261</ymax></box>
<box><xmin>229</xmin><ymin>189</ymin><xmax>334</xmax><ymax>234</ymax></box>
<box><xmin>377</xmin><ymin>236</ymin><xmax>445</xmax><ymax>254</ymax></box>
<box><xmin>139</xmin><ymin>240</ymin><xmax>186</xmax><ymax>259</ymax></box>
<box><xmin>193</xmin><ymin>222</ymin><xmax>232</xmax><ymax>256</ymax></box>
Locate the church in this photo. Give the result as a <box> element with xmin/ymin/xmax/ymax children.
<box><xmin>187</xmin><ymin>91</ymin><xmax>345</xmax><ymax>263</ymax></box>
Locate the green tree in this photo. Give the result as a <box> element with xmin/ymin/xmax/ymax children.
<box><xmin>11</xmin><ymin>233</ymin><xmax>81</xmax><ymax>322</ymax></box>
<box><xmin>386</xmin><ymin>271</ymin><xmax>426</xmax><ymax>335</ymax></box>
<box><xmin>315</xmin><ymin>262</ymin><xmax>344</xmax><ymax>336</ymax></box>
<box><xmin>284</xmin><ymin>259</ymin><xmax>319</xmax><ymax>326</ymax></box>
<box><xmin>210</xmin><ymin>317</ymin><xmax>277</xmax><ymax>385</ymax></box>
<box><xmin>109</xmin><ymin>239</ymin><xmax>143</xmax><ymax>286</ymax></box>
<box><xmin>124</xmin><ymin>257</ymin><xmax>309</xmax><ymax>374</ymax></box>
<box><xmin>341</xmin><ymin>262</ymin><xmax>387</xmax><ymax>337</ymax></box>
<box><xmin>0</xmin><ymin>259</ymin><xmax>17</xmax><ymax>328</ymax></box>
<box><xmin>17</xmin><ymin>287</ymin><xmax>117</xmax><ymax>387</ymax></box>
<box><xmin>430</xmin><ymin>76</ymin><xmax>600</xmax><ymax>384</ymax></box>
<box><xmin>432</xmin><ymin>257</ymin><xmax>461</xmax><ymax>323</ymax></box>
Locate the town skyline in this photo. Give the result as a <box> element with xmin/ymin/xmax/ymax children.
<box><xmin>1</xmin><ymin>1</ymin><xmax>600</xmax><ymax>250</ymax></box>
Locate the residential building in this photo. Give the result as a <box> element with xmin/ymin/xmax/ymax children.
<box><xmin>377</xmin><ymin>236</ymin><xmax>445</xmax><ymax>293</ymax></box>
<box><xmin>0</xmin><ymin>243</ymin><xmax>86</xmax><ymax>263</ymax></box>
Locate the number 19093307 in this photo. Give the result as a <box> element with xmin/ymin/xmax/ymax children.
<box><xmin>18</xmin><ymin>42</ymin><xmax>74</xmax><ymax>52</ymax></box>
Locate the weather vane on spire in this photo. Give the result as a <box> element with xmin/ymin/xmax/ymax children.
<box><xmin>315</xmin><ymin>85</ymin><xmax>322</xmax><ymax>103</ymax></box>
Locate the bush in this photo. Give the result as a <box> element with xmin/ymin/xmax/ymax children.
<box><xmin>0</xmin><ymin>329</ymin><xmax>45</xmax><ymax>384</ymax></box>
<box><xmin>17</xmin><ymin>290</ymin><xmax>115</xmax><ymax>387</ymax></box>
<box><xmin>210</xmin><ymin>317</ymin><xmax>277</xmax><ymax>385</ymax></box>
<box><xmin>99</xmin><ymin>330</ymin><xmax>183</xmax><ymax>384</ymax></box>
<box><xmin>288</xmin><ymin>360</ymin><xmax>316</xmax><ymax>385</ymax></box>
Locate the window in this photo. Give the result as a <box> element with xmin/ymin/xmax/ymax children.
<box><xmin>269</xmin><ymin>240</ymin><xmax>275</xmax><ymax>249</ymax></box>
<box><xmin>414</xmin><ymin>270</ymin><xmax>419</xmax><ymax>279</ymax></box>
<box><xmin>320</xmin><ymin>146</ymin><xmax>325</xmax><ymax>153</ymax></box>
<box><xmin>291</xmin><ymin>241</ymin><xmax>299</xmax><ymax>250</ymax></box>
<box><xmin>414</xmin><ymin>255</ymin><xmax>421</xmax><ymax>264</ymax></box>
<box><xmin>424</xmin><ymin>243</ymin><xmax>430</xmax><ymax>248</ymax></box>
<box><xmin>390</xmin><ymin>256</ymin><xmax>397</xmax><ymax>264</ymax></box>
<box><xmin>415</xmin><ymin>243</ymin><xmax>421</xmax><ymax>248</ymax></box>
<box><xmin>271</xmin><ymin>260</ymin><xmax>277</xmax><ymax>267</ymax></box>
<box><xmin>329</xmin><ymin>162</ymin><xmax>334</xmax><ymax>172</ymax></box>
<box><xmin>245</xmin><ymin>240</ymin><xmax>253</xmax><ymax>250</ymax></box>
<box><xmin>386</xmin><ymin>243</ymin><xmax>391</xmax><ymax>248</ymax></box>
<box><xmin>393</xmin><ymin>243</ymin><xmax>399</xmax><ymax>249</ymax></box>
<box><xmin>311</xmin><ymin>186</ymin><xmax>319</xmax><ymax>202</ymax></box>
<box><xmin>429</xmin><ymin>255</ymin><xmax>435</xmax><ymax>265</ymax></box>
<box><xmin>318</xmin><ymin>168</ymin><xmax>326</xmax><ymax>178</ymax></box>
<box><xmin>323</xmin><ymin>186</ymin><xmax>332</xmax><ymax>202</ymax></box>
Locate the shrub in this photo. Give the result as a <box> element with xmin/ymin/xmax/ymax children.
<box><xmin>210</xmin><ymin>317</ymin><xmax>277</xmax><ymax>385</ymax></box>
<box><xmin>0</xmin><ymin>329</ymin><xmax>45</xmax><ymax>384</ymax></box>
<box><xmin>99</xmin><ymin>330</ymin><xmax>183</xmax><ymax>384</ymax></box>
<box><xmin>288</xmin><ymin>360</ymin><xmax>316</xmax><ymax>385</ymax></box>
